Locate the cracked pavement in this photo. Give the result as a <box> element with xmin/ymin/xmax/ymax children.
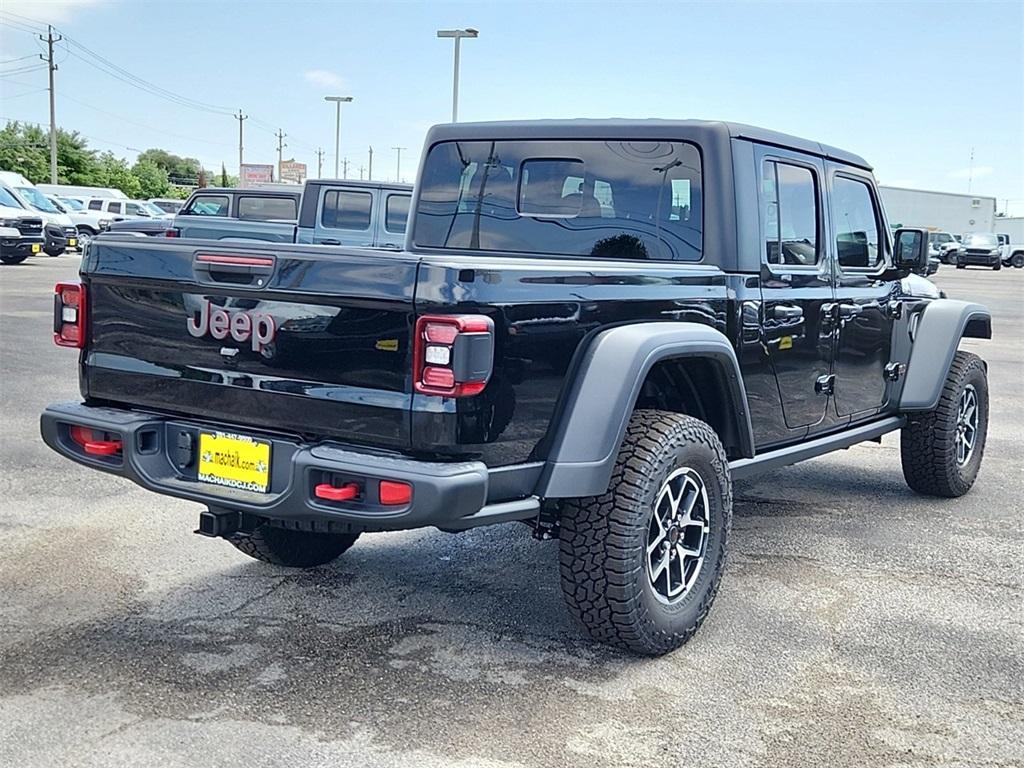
<box><xmin>1</xmin><ymin>259</ymin><xmax>1022</xmax><ymax>767</ymax></box>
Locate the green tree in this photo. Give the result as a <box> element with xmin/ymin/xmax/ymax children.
<box><xmin>220</xmin><ymin>163</ymin><xmax>229</xmax><ymax>188</ymax></box>
<box><xmin>95</xmin><ymin>152</ymin><xmax>142</xmax><ymax>198</ymax></box>
<box><xmin>131</xmin><ymin>158</ymin><xmax>170</xmax><ymax>198</ymax></box>
<box><xmin>0</xmin><ymin>122</ymin><xmax>51</xmax><ymax>182</ymax></box>
<box><xmin>136</xmin><ymin>148</ymin><xmax>201</xmax><ymax>186</ymax></box>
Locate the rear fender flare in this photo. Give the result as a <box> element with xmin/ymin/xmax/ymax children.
<box><xmin>536</xmin><ymin>323</ymin><xmax>754</xmax><ymax>498</ymax></box>
<box><xmin>900</xmin><ymin>299</ymin><xmax>991</xmax><ymax>411</ymax></box>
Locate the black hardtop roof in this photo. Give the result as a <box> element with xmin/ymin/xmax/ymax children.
<box><xmin>305</xmin><ymin>179</ymin><xmax>414</xmax><ymax>191</ymax></box>
<box><xmin>423</xmin><ymin>118</ymin><xmax>872</xmax><ymax>171</ymax></box>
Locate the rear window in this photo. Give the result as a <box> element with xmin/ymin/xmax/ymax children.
<box><xmin>385</xmin><ymin>194</ymin><xmax>410</xmax><ymax>234</ymax></box>
<box><xmin>413</xmin><ymin>139</ymin><xmax>702</xmax><ymax>260</ymax></box>
<box><xmin>321</xmin><ymin>189</ymin><xmax>372</xmax><ymax>230</ymax></box>
<box><xmin>237</xmin><ymin>196</ymin><xmax>297</xmax><ymax>221</ymax></box>
<box><xmin>183</xmin><ymin>195</ymin><xmax>230</xmax><ymax>217</ymax></box>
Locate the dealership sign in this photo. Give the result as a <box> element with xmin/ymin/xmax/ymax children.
<box><xmin>280</xmin><ymin>159</ymin><xmax>307</xmax><ymax>184</ymax></box>
<box><xmin>240</xmin><ymin>163</ymin><xmax>274</xmax><ymax>188</ymax></box>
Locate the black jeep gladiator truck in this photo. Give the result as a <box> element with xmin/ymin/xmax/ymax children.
<box><xmin>42</xmin><ymin>120</ymin><xmax>991</xmax><ymax>655</ymax></box>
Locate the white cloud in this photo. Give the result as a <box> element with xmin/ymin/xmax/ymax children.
<box><xmin>303</xmin><ymin>69</ymin><xmax>346</xmax><ymax>90</ymax></box>
<box><xmin>1</xmin><ymin>0</ymin><xmax>109</xmax><ymax>23</ymax></box>
<box><xmin>948</xmin><ymin>165</ymin><xmax>994</xmax><ymax>180</ymax></box>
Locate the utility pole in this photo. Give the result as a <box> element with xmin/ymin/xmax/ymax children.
<box><xmin>368</xmin><ymin>146</ymin><xmax>374</xmax><ymax>181</ymax></box>
<box><xmin>393</xmin><ymin>146</ymin><xmax>406</xmax><ymax>183</ymax></box>
<box><xmin>358</xmin><ymin>165</ymin><xmax>365</xmax><ymax>180</ymax></box>
<box><xmin>967</xmin><ymin>146</ymin><xmax>975</xmax><ymax>194</ymax></box>
<box><xmin>275</xmin><ymin>129</ymin><xmax>287</xmax><ymax>181</ymax></box>
<box><xmin>235</xmin><ymin>110</ymin><xmax>247</xmax><ymax>179</ymax></box>
<box><xmin>40</xmin><ymin>25</ymin><xmax>62</xmax><ymax>183</ymax></box>
<box><xmin>316</xmin><ymin>148</ymin><xmax>325</xmax><ymax>178</ymax></box>
<box><xmin>342</xmin><ymin>157</ymin><xmax>349</xmax><ymax>179</ymax></box>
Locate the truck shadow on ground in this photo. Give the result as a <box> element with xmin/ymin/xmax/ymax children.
<box><xmin>0</xmin><ymin>460</ymin><xmax>960</xmax><ymax>763</ymax></box>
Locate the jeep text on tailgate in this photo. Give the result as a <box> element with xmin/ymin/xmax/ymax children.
<box><xmin>42</xmin><ymin>120</ymin><xmax>991</xmax><ymax>655</ymax></box>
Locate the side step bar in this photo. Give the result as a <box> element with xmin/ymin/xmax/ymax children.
<box><xmin>729</xmin><ymin>416</ymin><xmax>905</xmax><ymax>481</ymax></box>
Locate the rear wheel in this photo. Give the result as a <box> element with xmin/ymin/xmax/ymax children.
<box><xmin>1012</xmin><ymin>252</ymin><xmax>1024</xmax><ymax>268</ymax></box>
<box><xmin>901</xmin><ymin>351</ymin><xmax>988</xmax><ymax>497</ymax></box>
<box><xmin>559</xmin><ymin>410</ymin><xmax>731</xmax><ymax>655</ymax></box>
<box><xmin>227</xmin><ymin>522</ymin><xmax>360</xmax><ymax>567</ymax></box>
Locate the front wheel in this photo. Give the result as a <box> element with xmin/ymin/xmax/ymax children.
<box><xmin>993</xmin><ymin>262</ymin><xmax>1001</xmax><ymax>271</ymax></box>
<box><xmin>559</xmin><ymin>410</ymin><xmax>732</xmax><ymax>655</ymax></box>
<box><xmin>227</xmin><ymin>522</ymin><xmax>360</xmax><ymax>567</ymax></box>
<box><xmin>901</xmin><ymin>351</ymin><xmax>988</xmax><ymax>497</ymax></box>
<box><xmin>76</xmin><ymin>228</ymin><xmax>95</xmax><ymax>249</ymax></box>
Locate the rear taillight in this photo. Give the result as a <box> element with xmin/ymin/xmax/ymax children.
<box><xmin>165</xmin><ymin>227</ymin><xmax>180</xmax><ymax>238</ymax></box>
<box><xmin>53</xmin><ymin>281</ymin><xmax>86</xmax><ymax>348</ymax></box>
<box><xmin>413</xmin><ymin>314</ymin><xmax>494</xmax><ymax>397</ymax></box>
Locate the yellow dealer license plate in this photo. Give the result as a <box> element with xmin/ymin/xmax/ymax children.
<box><xmin>68</xmin><ymin>238</ymin><xmax>77</xmax><ymax>247</ymax></box>
<box><xmin>31</xmin><ymin>243</ymin><xmax>41</xmax><ymax>253</ymax></box>
<box><xmin>197</xmin><ymin>431</ymin><xmax>271</xmax><ymax>493</ymax></box>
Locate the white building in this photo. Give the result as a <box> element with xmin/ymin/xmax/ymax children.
<box><xmin>879</xmin><ymin>186</ymin><xmax>997</xmax><ymax>235</ymax></box>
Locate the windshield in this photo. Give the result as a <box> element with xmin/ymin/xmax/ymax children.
<box><xmin>16</xmin><ymin>186</ymin><xmax>60</xmax><ymax>213</ymax></box>
<box><xmin>964</xmin><ymin>233</ymin><xmax>998</xmax><ymax>247</ymax></box>
<box><xmin>0</xmin><ymin>186</ymin><xmax>25</xmax><ymax>209</ymax></box>
<box><xmin>58</xmin><ymin>197</ymin><xmax>85</xmax><ymax>211</ymax></box>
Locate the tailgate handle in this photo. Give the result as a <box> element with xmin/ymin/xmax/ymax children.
<box><xmin>194</xmin><ymin>253</ymin><xmax>276</xmax><ymax>287</ymax></box>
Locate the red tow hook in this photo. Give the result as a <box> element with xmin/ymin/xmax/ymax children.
<box><xmin>314</xmin><ymin>482</ymin><xmax>360</xmax><ymax>502</ymax></box>
<box><xmin>84</xmin><ymin>439</ymin><xmax>122</xmax><ymax>456</ymax></box>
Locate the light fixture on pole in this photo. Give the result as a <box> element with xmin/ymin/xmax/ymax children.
<box><xmin>324</xmin><ymin>96</ymin><xmax>353</xmax><ymax>178</ymax></box>
<box><xmin>436</xmin><ymin>28</ymin><xmax>478</xmax><ymax>122</ymax></box>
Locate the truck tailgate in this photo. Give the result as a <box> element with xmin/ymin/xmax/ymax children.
<box><xmin>82</xmin><ymin>237</ymin><xmax>420</xmax><ymax>449</ymax></box>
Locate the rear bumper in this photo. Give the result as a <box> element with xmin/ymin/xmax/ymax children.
<box><xmin>40</xmin><ymin>402</ymin><xmax>539</xmax><ymax>532</ymax></box>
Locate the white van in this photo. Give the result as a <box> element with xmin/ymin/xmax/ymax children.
<box><xmin>0</xmin><ymin>171</ymin><xmax>78</xmax><ymax>255</ymax></box>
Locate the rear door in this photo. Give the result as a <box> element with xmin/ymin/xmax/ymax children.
<box><xmin>82</xmin><ymin>238</ymin><xmax>421</xmax><ymax>449</ymax></box>
<box><xmin>826</xmin><ymin>166</ymin><xmax>897</xmax><ymax>420</ymax></box>
<box><xmin>312</xmin><ymin>185</ymin><xmax>375</xmax><ymax>246</ymax></box>
<box><xmin>376</xmin><ymin>191</ymin><xmax>411</xmax><ymax>248</ymax></box>
<box><xmin>756</xmin><ymin>146</ymin><xmax>835</xmax><ymax>433</ymax></box>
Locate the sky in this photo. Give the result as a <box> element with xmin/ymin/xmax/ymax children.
<box><xmin>1</xmin><ymin>0</ymin><xmax>1022</xmax><ymax>211</ymax></box>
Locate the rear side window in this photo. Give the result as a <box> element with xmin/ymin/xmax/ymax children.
<box><xmin>183</xmin><ymin>195</ymin><xmax>230</xmax><ymax>217</ymax></box>
<box><xmin>414</xmin><ymin>139</ymin><xmax>702</xmax><ymax>261</ymax></box>
<box><xmin>106</xmin><ymin>202</ymin><xmax>123</xmax><ymax>214</ymax></box>
<box><xmin>88</xmin><ymin>200</ymin><xmax>103</xmax><ymax>211</ymax></box>
<box><xmin>762</xmin><ymin>161</ymin><xmax>819</xmax><ymax>266</ymax></box>
<box><xmin>385</xmin><ymin>194</ymin><xmax>410</xmax><ymax>234</ymax></box>
<box><xmin>832</xmin><ymin>176</ymin><xmax>882</xmax><ymax>269</ymax></box>
<box><xmin>125</xmin><ymin>202</ymin><xmax>143</xmax><ymax>215</ymax></box>
<box><xmin>237</xmin><ymin>196</ymin><xmax>297</xmax><ymax>221</ymax></box>
<box><xmin>321</xmin><ymin>190</ymin><xmax>372</xmax><ymax>230</ymax></box>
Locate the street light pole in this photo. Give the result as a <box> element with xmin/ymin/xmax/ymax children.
<box><xmin>392</xmin><ymin>147</ymin><xmax>406</xmax><ymax>183</ymax></box>
<box><xmin>324</xmin><ymin>96</ymin><xmax>353</xmax><ymax>178</ymax></box>
<box><xmin>437</xmin><ymin>28</ymin><xmax>478</xmax><ymax>122</ymax></box>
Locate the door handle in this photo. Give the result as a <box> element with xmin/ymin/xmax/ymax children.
<box><xmin>320</xmin><ymin>239</ymin><xmax>341</xmax><ymax>245</ymax></box>
<box><xmin>837</xmin><ymin>303</ymin><xmax>863</xmax><ymax>319</ymax></box>
<box><xmin>772</xmin><ymin>304</ymin><xmax>803</xmax><ymax>320</ymax></box>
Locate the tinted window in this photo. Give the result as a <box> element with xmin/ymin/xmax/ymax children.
<box><xmin>237</xmin><ymin>196</ymin><xmax>297</xmax><ymax>221</ymax></box>
<box><xmin>184</xmin><ymin>195</ymin><xmax>230</xmax><ymax>217</ymax></box>
<box><xmin>762</xmin><ymin>161</ymin><xmax>819</xmax><ymax>266</ymax></box>
<box><xmin>88</xmin><ymin>200</ymin><xmax>103</xmax><ymax>211</ymax></box>
<box><xmin>385</xmin><ymin>194</ymin><xmax>410</xmax><ymax>234</ymax></box>
<box><xmin>105</xmin><ymin>202</ymin><xmax>123</xmax><ymax>214</ymax></box>
<box><xmin>58</xmin><ymin>197</ymin><xmax>85</xmax><ymax>211</ymax></box>
<box><xmin>832</xmin><ymin>176</ymin><xmax>882</xmax><ymax>269</ymax></box>
<box><xmin>125</xmin><ymin>202</ymin><xmax>146</xmax><ymax>216</ymax></box>
<box><xmin>0</xmin><ymin>186</ymin><xmax>22</xmax><ymax>208</ymax></box>
<box><xmin>321</xmin><ymin>190</ymin><xmax>372</xmax><ymax>230</ymax></box>
<box><xmin>414</xmin><ymin>140</ymin><xmax>702</xmax><ymax>261</ymax></box>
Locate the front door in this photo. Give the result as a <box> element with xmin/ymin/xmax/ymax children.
<box><xmin>757</xmin><ymin>147</ymin><xmax>835</xmax><ymax>432</ymax></box>
<box><xmin>827</xmin><ymin>167</ymin><xmax>897</xmax><ymax>419</ymax></box>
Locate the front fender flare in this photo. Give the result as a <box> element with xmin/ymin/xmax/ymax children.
<box><xmin>536</xmin><ymin>323</ymin><xmax>754</xmax><ymax>498</ymax></box>
<box><xmin>900</xmin><ymin>299</ymin><xmax>991</xmax><ymax>411</ymax></box>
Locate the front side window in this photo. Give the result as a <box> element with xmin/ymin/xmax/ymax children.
<box><xmin>321</xmin><ymin>190</ymin><xmax>372</xmax><ymax>230</ymax></box>
<box><xmin>59</xmin><ymin>197</ymin><xmax>85</xmax><ymax>211</ymax></box>
<box><xmin>414</xmin><ymin>139</ymin><xmax>703</xmax><ymax>261</ymax></box>
<box><xmin>125</xmin><ymin>202</ymin><xmax>148</xmax><ymax>216</ymax></box>
<box><xmin>832</xmin><ymin>176</ymin><xmax>882</xmax><ymax>269</ymax></box>
<box><xmin>761</xmin><ymin>161</ymin><xmax>819</xmax><ymax>266</ymax></box>
<box><xmin>183</xmin><ymin>195</ymin><xmax>230</xmax><ymax>217</ymax></box>
<box><xmin>384</xmin><ymin>194</ymin><xmax>410</xmax><ymax>234</ymax></box>
<box><xmin>237</xmin><ymin>196</ymin><xmax>297</xmax><ymax>221</ymax></box>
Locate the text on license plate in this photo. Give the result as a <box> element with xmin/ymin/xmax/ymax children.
<box><xmin>197</xmin><ymin>431</ymin><xmax>271</xmax><ymax>493</ymax></box>
<box><xmin>31</xmin><ymin>243</ymin><xmax>41</xmax><ymax>253</ymax></box>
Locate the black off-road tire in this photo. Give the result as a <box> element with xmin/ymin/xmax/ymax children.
<box><xmin>227</xmin><ymin>523</ymin><xmax>360</xmax><ymax>567</ymax></box>
<box><xmin>1012</xmin><ymin>252</ymin><xmax>1024</xmax><ymax>268</ymax></box>
<box><xmin>993</xmin><ymin>262</ymin><xmax>1002</xmax><ymax>271</ymax></box>
<box><xmin>559</xmin><ymin>410</ymin><xmax>732</xmax><ymax>656</ymax></box>
<box><xmin>901</xmin><ymin>351</ymin><xmax>988</xmax><ymax>498</ymax></box>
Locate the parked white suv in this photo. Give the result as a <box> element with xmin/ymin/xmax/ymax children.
<box><xmin>46</xmin><ymin>195</ymin><xmax>111</xmax><ymax>248</ymax></box>
<box><xmin>0</xmin><ymin>173</ymin><xmax>77</xmax><ymax>255</ymax></box>
<box><xmin>85</xmin><ymin>197</ymin><xmax>172</xmax><ymax>221</ymax></box>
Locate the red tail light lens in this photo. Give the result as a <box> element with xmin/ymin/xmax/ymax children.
<box><xmin>165</xmin><ymin>228</ymin><xmax>180</xmax><ymax>238</ymax></box>
<box><xmin>53</xmin><ymin>282</ymin><xmax>87</xmax><ymax>348</ymax></box>
<box><xmin>413</xmin><ymin>314</ymin><xmax>494</xmax><ymax>397</ymax></box>
<box><xmin>379</xmin><ymin>480</ymin><xmax>412</xmax><ymax>505</ymax></box>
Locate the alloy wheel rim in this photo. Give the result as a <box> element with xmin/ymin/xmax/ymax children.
<box><xmin>645</xmin><ymin>467</ymin><xmax>711</xmax><ymax>604</ymax></box>
<box><xmin>955</xmin><ymin>384</ymin><xmax>978</xmax><ymax>466</ymax></box>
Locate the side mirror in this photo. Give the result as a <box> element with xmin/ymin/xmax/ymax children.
<box><xmin>893</xmin><ymin>228</ymin><xmax>930</xmax><ymax>275</ymax></box>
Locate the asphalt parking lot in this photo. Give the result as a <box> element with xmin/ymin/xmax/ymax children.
<box><xmin>1</xmin><ymin>256</ymin><xmax>1021</xmax><ymax>767</ymax></box>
